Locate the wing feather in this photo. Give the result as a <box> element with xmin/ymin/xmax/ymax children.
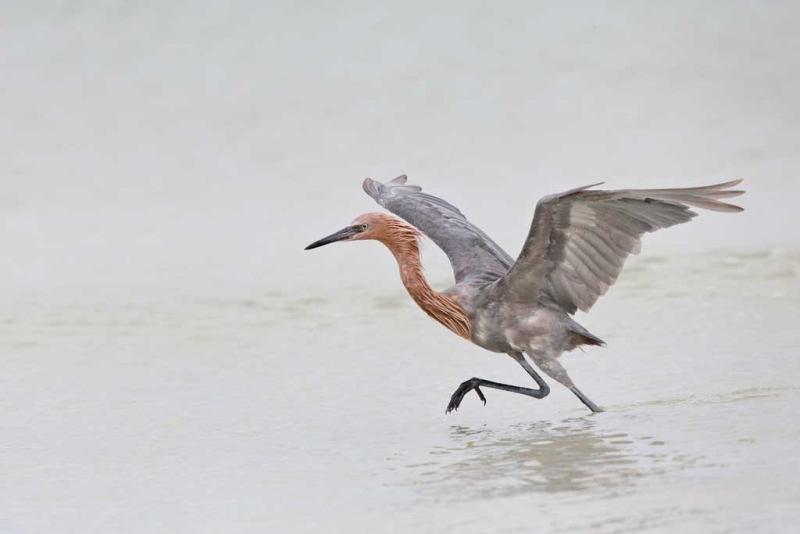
<box><xmin>363</xmin><ymin>176</ymin><xmax>513</xmax><ymax>284</ymax></box>
<box><xmin>496</xmin><ymin>180</ymin><xmax>744</xmax><ymax>314</ymax></box>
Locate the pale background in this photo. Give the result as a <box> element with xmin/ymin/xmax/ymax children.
<box><xmin>1</xmin><ymin>2</ymin><xmax>798</xmax><ymax>533</ymax></box>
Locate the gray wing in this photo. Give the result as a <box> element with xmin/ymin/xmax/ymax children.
<box><xmin>363</xmin><ymin>175</ymin><xmax>513</xmax><ymax>284</ymax></box>
<box><xmin>495</xmin><ymin>180</ymin><xmax>745</xmax><ymax>314</ymax></box>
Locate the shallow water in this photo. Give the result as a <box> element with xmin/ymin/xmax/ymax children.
<box><xmin>2</xmin><ymin>1</ymin><xmax>800</xmax><ymax>532</ymax></box>
<box><xmin>2</xmin><ymin>248</ymin><xmax>799</xmax><ymax>533</ymax></box>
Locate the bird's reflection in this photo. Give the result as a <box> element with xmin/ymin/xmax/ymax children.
<box><xmin>408</xmin><ymin>416</ymin><xmax>698</xmax><ymax>500</ymax></box>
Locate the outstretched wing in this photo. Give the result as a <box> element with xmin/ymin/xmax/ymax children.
<box><xmin>495</xmin><ymin>180</ymin><xmax>745</xmax><ymax>314</ymax></box>
<box><xmin>363</xmin><ymin>175</ymin><xmax>513</xmax><ymax>284</ymax></box>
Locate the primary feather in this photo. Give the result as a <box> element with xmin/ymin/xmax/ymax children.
<box><xmin>495</xmin><ymin>180</ymin><xmax>744</xmax><ymax>313</ymax></box>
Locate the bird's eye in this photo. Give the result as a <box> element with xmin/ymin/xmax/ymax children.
<box><xmin>360</xmin><ymin>223</ymin><xmax>369</xmax><ymax>231</ymax></box>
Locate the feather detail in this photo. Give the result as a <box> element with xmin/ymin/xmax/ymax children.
<box><xmin>373</xmin><ymin>215</ymin><xmax>472</xmax><ymax>340</ymax></box>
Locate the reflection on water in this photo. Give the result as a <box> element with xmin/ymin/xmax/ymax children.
<box><xmin>406</xmin><ymin>417</ymin><xmax>700</xmax><ymax>501</ymax></box>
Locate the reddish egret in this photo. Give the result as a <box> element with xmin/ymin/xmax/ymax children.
<box><xmin>305</xmin><ymin>176</ymin><xmax>744</xmax><ymax>413</ymax></box>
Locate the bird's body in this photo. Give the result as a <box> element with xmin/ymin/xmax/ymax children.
<box><xmin>446</xmin><ymin>278</ymin><xmax>604</xmax><ymax>355</ymax></box>
<box><xmin>306</xmin><ymin>176</ymin><xmax>744</xmax><ymax>413</ymax></box>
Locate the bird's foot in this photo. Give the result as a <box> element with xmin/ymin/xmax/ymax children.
<box><xmin>445</xmin><ymin>378</ymin><xmax>487</xmax><ymax>414</ymax></box>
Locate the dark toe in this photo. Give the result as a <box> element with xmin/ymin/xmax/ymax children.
<box><xmin>446</xmin><ymin>380</ymin><xmax>482</xmax><ymax>414</ymax></box>
<box><xmin>474</xmin><ymin>385</ymin><xmax>486</xmax><ymax>405</ymax></box>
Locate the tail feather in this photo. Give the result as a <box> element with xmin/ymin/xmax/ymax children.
<box><xmin>566</xmin><ymin>322</ymin><xmax>606</xmax><ymax>351</ymax></box>
<box><xmin>571</xmin><ymin>331</ymin><xmax>606</xmax><ymax>348</ymax></box>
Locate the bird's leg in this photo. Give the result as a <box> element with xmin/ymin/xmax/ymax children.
<box><xmin>445</xmin><ymin>352</ymin><xmax>550</xmax><ymax>413</ymax></box>
<box><xmin>570</xmin><ymin>387</ymin><xmax>603</xmax><ymax>413</ymax></box>
<box><xmin>525</xmin><ymin>350</ymin><xmax>604</xmax><ymax>413</ymax></box>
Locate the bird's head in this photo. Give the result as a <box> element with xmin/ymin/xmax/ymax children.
<box><xmin>304</xmin><ymin>213</ymin><xmax>420</xmax><ymax>250</ymax></box>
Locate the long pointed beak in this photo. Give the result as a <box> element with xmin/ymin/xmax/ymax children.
<box><xmin>304</xmin><ymin>225</ymin><xmax>359</xmax><ymax>250</ymax></box>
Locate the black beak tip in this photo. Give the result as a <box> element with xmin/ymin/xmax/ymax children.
<box><xmin>304</xmin><ymin>225</ymin><xmax>357</xmax><ymax>251</ymax></box>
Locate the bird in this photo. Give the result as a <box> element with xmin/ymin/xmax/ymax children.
<box><xmin>305</xmin><ymin>176</ymin><xmax>745</xmax><ymax>413</ymax></box>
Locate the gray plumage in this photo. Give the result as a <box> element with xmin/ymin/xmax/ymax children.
<box><xmin>360</xmin><ymin>175</ymin><xmax>744</xmax><ymax>413</ymax></box>
<box><xmin>364</xmin><ymin>176</ymin><xmax>514</xmax><ymax>284</ymax></box>
<box><xmin>497</xmin><ymin>180</ymin><xmax>744</xmax><ymax>314</ymax></box>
